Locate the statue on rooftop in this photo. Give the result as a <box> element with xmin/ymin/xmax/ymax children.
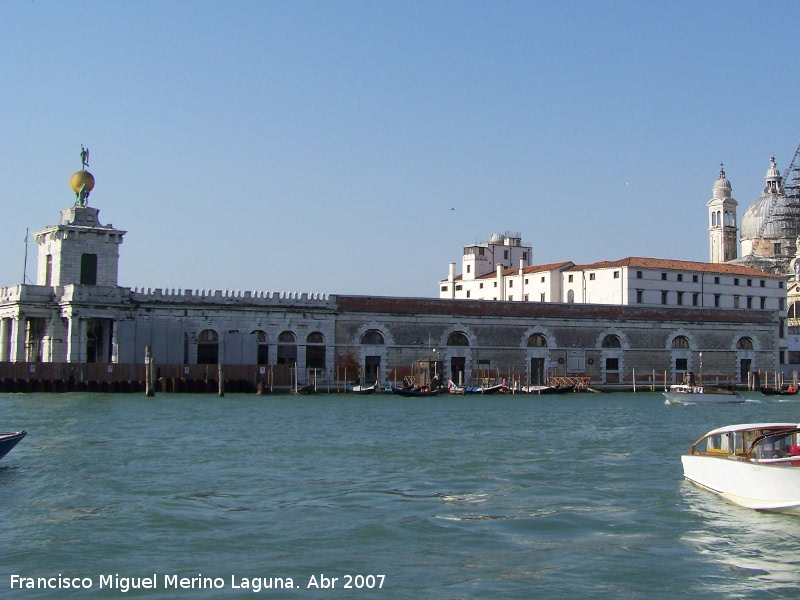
<box><xmin>80</xmin><ymin>145</ymin><xmax>90</xmax><ymax>169</ymax></box>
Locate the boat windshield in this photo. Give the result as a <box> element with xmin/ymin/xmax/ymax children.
<box><xmin>750</xmin><ymin>429</ymin><xmax>800</xmax><ymax>460</ymax></box>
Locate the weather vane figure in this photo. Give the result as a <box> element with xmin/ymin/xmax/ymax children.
<box><xmin>80</xmin><ymin>145</ymin><xmax>90</xmax><ymax>169</ymax></box>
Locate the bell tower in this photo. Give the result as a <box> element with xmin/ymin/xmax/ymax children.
<box><xmin>32</xmin><ymin>147</ymin><xmax>126</xmax><ymax>287</ymax></box>
<box><xmin>708</xmin><ymin>165</ymin><xmax>738</xmax><ymax>263</ymax></box>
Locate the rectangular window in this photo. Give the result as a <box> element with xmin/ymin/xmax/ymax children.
<box><xmin>760</xmin><ymin>280</ymin><xmax>766</xmax><ymax>287</ymax></box>
<box><xmin>541</xmin><ymin>276</ymin><xmax>545</xmax><ymax>283</ymax></box>
<box><xmin>508</xmin><ymin>295</ymin><xmax>513</xmax><ymax>301</ymax></box>
<box><xmin>636</xmin><ymin>290</ymin><xmax>643</xmax><ymax>303</ymax></box>
<box><xmin>504</xmin><ymin>250</ymin><xmax>508</xmax><ymax>259</ymax></box>
<box><xmin>760</xmin><ymin>297</ymin><xmax>766</xmax><ymax>309</ymax></box>
<box><xmin>780</xmin><ymin>281</ymin><xmax>784</xmax><ymax>289</ymax></box>
<box><xmin>509</xmin><ymin>280</ymin><xmax>513</xmax><ymax>288</ymax></box>
<box><xmin>734</xmin><ymin>278</ymin><xmax>739</xmax><ymax>286</ymax></box>
<box><xmin>524</xmin><ymin>278</ymin><xmax>528</xmax><ymax>284</ymax></box>
<box><xmin>747</xmin><ymin>279</ymin><xmax>752</xmax><ymax>286</ymax></box>
<box><xmin>715</xmin><ymin>277</ymin><xmax>720</xmax><ymax>284</ymax></box>
<box><xmin>636</xmin><ymin>271</ymin><xmax>643</xmax><ymax>279</ymax></box>
<box><xmin>493</xmin><ymin>282</ymin><xmax>497</xmax><ymax>288</ymax></box>
<box><xmin>466</xmin><ymin>290</ymin><xmax>470</xmax><ymax>298</ymax></box>
<box><xmin>714</xmin><ymin>294</ymin><xmax>721</xmax><ymax>307</ymax></box>
<box><xmin>589</xmin><ymin>273</ymin><xmax>595</xmax><ymax>280</ymax></box>
<box><xmin>789</xmin><ymin>351</ymin><xmax>800</xmax><ymax>364</ymax></box>
<box><xmin>780</xmin><ymin>298</ymin><xmax>785</xmax><ymax>310</ymax></box>
<box><xmin>775</xmin><ymin>242</ymin><xmax>782</xmax><ymax>254</ymax></box>
<box><xmin>661</xmin><ymin>291</ymin><xmax>668</xmax><ymax>304</ymax></box>
<box><xmin>677</xmin><ymin>291</ymin><xmax>683</xmax><ymax>305</ymax></box>
<box><xmin>80</xmin><ymin>253</ymin><xmax>98</xmax><ymax>285</ymax></box>
<box><xmin>693</xmin><ymin>293</ymin><xmax>699</xmax><ymax>306</ymax></box>
<box><xmin>747</xmin><ymin>297</ymin><xmax>753</xmax><ymax>309</ymax></box>
<box><xmin>523</xmin><ymin>252</ymin><xmax>528</xmax><ymax>262</ymax></box>
<box><xmin>568</xmin><ymin>274</ymin><xmax>574</xmax><ymax>283</ymax></box>
<box><xmin>441</xmin><ymin>285</ymin><xmax>448</xmax><ymax>292</ymax></box>
<box><xmin>606</xmin><ymin>358</ymin><xmax>619</xmax><ymax>371</ymax></box>
<box><xmin>455</xmin><ymin>284</ymin><xmax>462</xmax><ymax>290</ymax></box>
<box><xmin>613</xmin><ymin>271</ymin><xmax>619</xmax><ymax>279</ymax></box>
<box><xmin>478</xmin><ymin>248</ymin><xmax>484</xmax><ymax>256</ymax></box>
<box><xmin>661</xmin><ymin>273</ymin><xmax>667</xmax><ymax>280</ymax></box>
<box><xmin>677</xmin><ymin>274</ymin><xmax>683</xmax><ymax>282</ymax></box>
<box><xmin>676</xmin><ymin>358</ymin><xmax>688</xmax><ymax>371</ymax></box>
<box><xmin>524</xmin><ymin>294</ymin><xmax>528</xmax><ymax>301</ymax></box>
<box><xmin>540</xmin><ymin>293</ymin><xmax>545</xmax><ymax>302</ymax></box>
<box><xmin>693</xmin><ymin>275</ymin><xmax>698</xmax><ymax>283</ymax></box>
<box><xmin>45</xmin><ymin>254</ymin><xmax>53</xmax><ymax>286</ymax></box>
<box><xmin>466</xmin><ymin>265</ymin><xmax>471</xmax><ymax>273</ymax></box>
<box><xmin>733</xmin><ymin>296</ymin><xmax>740</xmax><ymax>308</ymax></box>
<box><xmin>479</xmin><ymin>283</ymin><xmax>483</xmax><ymax>289</ymax></box>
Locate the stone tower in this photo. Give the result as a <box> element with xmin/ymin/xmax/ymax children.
<box><xmin>32</xmin><ymin>148</ymin><xmax>126</xmax><ymax>287</ymax></box>
<box><xmin>708</xmin><ymin>165</ymin><xmax>738</xmax><ymax>263</ymax></box>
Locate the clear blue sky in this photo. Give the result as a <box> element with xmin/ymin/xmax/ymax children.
<box><xmin>3</xmin><ymin>0</ymin><xmax>799</xmax><ymax>298</ymax></box>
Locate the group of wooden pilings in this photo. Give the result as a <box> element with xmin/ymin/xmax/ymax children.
<box><xmin>145</xmin><ymin>346</ymin><xmax>229</xmax><ymax>397</ymax></box>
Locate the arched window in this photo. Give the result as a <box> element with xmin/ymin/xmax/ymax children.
<box><xmin>306</xmin><ymin>331</ymin><xmax>326</xmax><ymax>370</ymax></box>
<box><xmin>277</xmin><ymin>330</ymin><xmax>297</xmax><ymax>365</ymax></box>
<box><xmin>789</xmin><ymin>302</ymin><xmax>800</xmax><ymax>319</ymax></box>
<box><xmin>447</xmin><ymin>332</ymin><xmax>469</xmax><ymax>346</ymax></box>
<box><xmin>527</xmin><ymin>334</ymin><xmax>547</xmax><ymax>347</ymax></box>
<box><xmin>737</xmin><ymin>337</ymin><xmax>754</xmax><ymax>350</ymax></box>
<box><xmin>360</xmin><ymin>330</ymin><xmax>384</xmax><ymax>345</ymax></box>
<box><xmin>672</xmin><ymin>336</ymin><xmax>690</xmax><ymax>349</ymax></box>
<box><xmin>307</xmin><ymin>332</ymin><xmax>324</xmax><ymax>344</ymax></box>
<box><xmin>602</xmin><ymin>334</ymin><xmax>621</xmax><ymax>348</ymax></box>
<box><xmin>251</xmin><ymin>330</ymin><xmax>268</xmax><ymax>365</ymax></box>
<box><xmin>567</xmin><ymin>289</ymin><xmax>575</xmax><ymax>303</ymax></box>
<box><xmin>198</xmin><ymin>329</ymin><xmax>219</xmax><ymax>364</ymax></box>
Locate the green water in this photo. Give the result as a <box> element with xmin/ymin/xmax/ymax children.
<box><xmin>2</xmin><ymin>391</ymin><xmax>800</xmax><ymax>598</ymax></box>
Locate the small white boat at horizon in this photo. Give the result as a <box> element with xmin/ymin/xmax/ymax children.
<box><xmin>682</xmin><ymin>422</ymin><xmax>800</xmax><ymax>513</ymax></box>
<box><xmin>663</xmin><ymin>384</ymin><xmax>744</xmax><ymax>404</ymax></box>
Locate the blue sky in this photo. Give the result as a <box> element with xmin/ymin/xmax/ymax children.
<box><xmin>3</xmin><ymin>0</ymin><xmax>799</xmax><ymax>298</ymax></box>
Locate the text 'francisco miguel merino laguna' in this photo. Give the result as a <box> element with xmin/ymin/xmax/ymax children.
<box><xmin>10</xmin><ymin>573</ymin><xmax>385</xmax><ymax>592</ymax></box>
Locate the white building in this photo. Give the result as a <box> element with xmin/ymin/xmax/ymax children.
<box><xmin>440</xmin><ymin>234</ymin><xmax>787</xmax><ymax>312</ymax></box>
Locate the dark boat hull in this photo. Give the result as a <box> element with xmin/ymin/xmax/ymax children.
<box><xmin>760</xmin><ymin>387</ymin><xmax>800</xmax><ymax>396</ymax></box>
<box><xmin>391</xmin><ymin>387</ymin><xmax>441</xmax><ymax>397</ymax></box>
<box><xmin>0</xmin><ymin>431</ymin><xmax>27</xmax><ymax>461</ymax></box>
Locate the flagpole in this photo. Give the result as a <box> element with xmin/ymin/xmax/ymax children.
<box><xmin>22</xmin><ymin>228</ymin><xmax>28</xmax><ymax>285</ymax></box>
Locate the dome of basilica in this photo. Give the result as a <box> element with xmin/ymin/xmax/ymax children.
<box><xmin>740</xmin><ymin>157</ymin><xmax>800</xmax><ymax>242</ymax></box>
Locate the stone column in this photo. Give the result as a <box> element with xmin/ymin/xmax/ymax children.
<box><xmin>9</xmin><ymin>317</ymin><xmax>26</xmax><ymax>362</ymax></box>
<box><xmin>0</xmin><ymin>318</ymin><xmax>9</xmax><ymax>362</ymax></box>
<box><xmin>110</xmin><ymin>320</ymin><xmax>119</xmax><ymax>363</ymax></box>
<box><xmin>66</xmin><ymin>315</ymin><xmax>85</xmax><ymax>363</ymax></box>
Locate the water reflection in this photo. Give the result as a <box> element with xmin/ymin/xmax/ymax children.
<box><xmin>681</xmin><ymin>481</ymin><xmax>800</xmax><ymax>595</ymax></box>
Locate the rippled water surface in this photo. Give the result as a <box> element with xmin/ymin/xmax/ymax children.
<box><xmin>3</xmin><ymin>390</ymin><xmax>800</xmax><ymax>598</ymax></box>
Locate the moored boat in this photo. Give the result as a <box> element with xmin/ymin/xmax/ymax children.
<box><xmin>521</xmin><ymin>383</ymin><xmax>576</xmax><ymax>394</ymax></box>
<box><xmin>759</xmin><ymin>385</ymin><xmax>799</xmax><ymax>396</ymax></box>
<box><xmin>663</xmin><ymin>384</ymin><xmax>744</xmax><ymax>404</ymax></box>
<box><xmin>392</xmin><ymin>375</ymin><xmax>442</xmax><ymax>397</ymax></box>
<box><xmin>0</xmin><ymin>431</ymin><xmax>27</xmax><ymax>461</ymax></box>
<box><xmin>349</xmin><ymin>382</ymin><xmax>379</xmax><ymax>394</ymax></box>
<box><xmin>682</xmin><ymin>422</ymin><xmax>800</xmax><ymax>513</ymax></box>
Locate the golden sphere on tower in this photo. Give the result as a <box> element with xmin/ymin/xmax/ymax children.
<box><xmin>70</xmin><ymin>170</ymin><xmax>95</xmax><ymax>194</ymax></box>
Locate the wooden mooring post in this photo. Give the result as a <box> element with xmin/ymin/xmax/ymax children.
<box><xmin>218</xmin><ymin>363</ymin><xmax>225</xmax><ymax>397</ymax></box>
<box><xmin>145</xmin><ymin>346</ymin><xmax>155</xmax><ymax>397</ymax></box>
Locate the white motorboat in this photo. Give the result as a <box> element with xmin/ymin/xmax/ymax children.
<box><xmin>682</xmin><ymin>422</ymin><xmax>800</xmax><ymax>513</ymax></box>
<box><xmin>663</xmin><ymin>384</ymin><xmax>744</xmax><ymax>404</ymax></box>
